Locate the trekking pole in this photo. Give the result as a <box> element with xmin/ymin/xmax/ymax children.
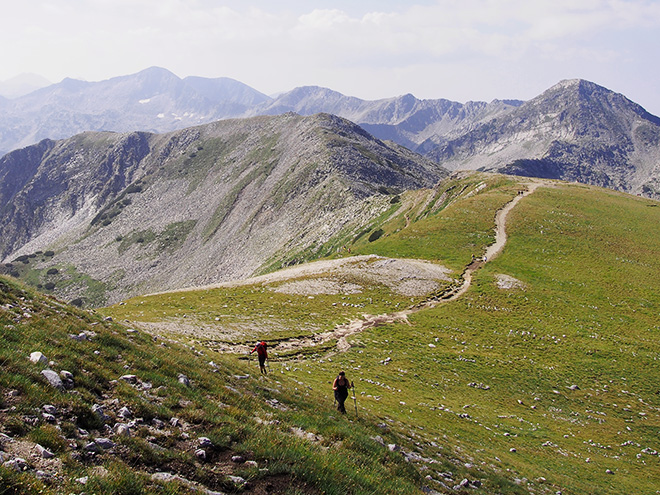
<box><xmin>351</xmin><ymin>381</ymin><xmax>358</xmax><ymax>418</ymax></box>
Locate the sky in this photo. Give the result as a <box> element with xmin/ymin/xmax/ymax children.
<box><xmin>1</xmin><ymin>0</ymin><xmax>660</xmax><ymax>115</ymax></box>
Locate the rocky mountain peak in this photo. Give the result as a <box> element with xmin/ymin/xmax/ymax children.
<box><xmin>0</xmin><ymin>113</ymin><xmax>446</xmax><ymax>304</ymax></box>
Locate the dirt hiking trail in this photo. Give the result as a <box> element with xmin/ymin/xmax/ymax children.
<box><xmin>143</xmin><ymin>182</ymin><xmax>543</xmax><ymax>356</ymax></box>
<box><xmin>250</xmin><ymin>181</ymin><xmax>543</xmax><ymax>357</ymax></box>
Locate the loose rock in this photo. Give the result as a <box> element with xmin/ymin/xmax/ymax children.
<box><xmin>119</xmin><ymin>374</ymin><xmax>138</xmax><ymax>384</ymax></box>
<box><xmin>41</xmin><ymin>369</ymin><xmax>64</xmax><ymax>390</ymax></box>
<box><xmin>35</xmin><ymin>444</ymin><xmax>54</xmax><ymax>459</ymax></box>
<box><xmin>42</xmin><ymin>404</ymin><xmax>57</xmax><ymax>415</ymax></box>
<box><xmin>118</xmin><ymin>406</ymin><xmax>133</xmax><ymax>419</ymax></box>
<box><xmin>115</xmin><ymin>424</ymin><xmax>131</xmax><ymax>437</ymax></box>
<box><xmin>95</xmin><ymin>438</ymin><xmax>115</xmax><ymax>450</ymax></box>
<box><xmin>198</xmin><ymin>437</ymin><xmax>213</xmax><ymax>448</ymax></box>
<box><xmin>29</xmin><ymin>352</ymin><xmax>48</xmax><ymax>365</ymax></box>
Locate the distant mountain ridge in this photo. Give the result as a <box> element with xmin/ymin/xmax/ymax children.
<box><xmin>0</xmin><ymin>72</ymin><xmax>51</xmax><ymax>98</ymax></box>
<box><xmin>1</xmin><ymin>67</ymin><xmax>659</xmax><ymax>197</ymax></box>
<box><xmin>427</xmin><ymin>79</ymin><xmax>660</xmax><ymax>196</ymax></box>
<box><xmin>0</xmin><ymin>67</ymin><xmax>270</xmax><ymax>154</ymax></box>
<box><xmin>0</xmin><ymin>112</ymin><xmax>446</xmax><ymax>305</ymax></box>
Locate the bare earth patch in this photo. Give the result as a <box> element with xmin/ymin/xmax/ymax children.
<box><xmin>270</xmin><ymin>256</ymin><xmax>452</xmax><ymax>297</ymax></box>
<box><xmin>155</xmin><ymin>255</ymin><xmax>452</xmax><ymax>297</ymax></box>
<box><xmin>495</xmin><ymin>274</ymin><xmax>527</xmax><ymax>290</ymax></box>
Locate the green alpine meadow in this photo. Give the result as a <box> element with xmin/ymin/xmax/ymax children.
<box><xmin>2</xmin><ymin>172</ymin><xmax>660</xmax><ymax>494</ymax></box>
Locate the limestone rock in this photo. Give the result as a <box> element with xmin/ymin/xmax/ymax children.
<box><xmin>29</xmin><ymin>352</ymin><xmax>48</xmax><ymax>365</ymax></box>
<box><xmin>40</xmin><ymin>369</ymin><xmax>63</xmax><ymax>390</ymax></box>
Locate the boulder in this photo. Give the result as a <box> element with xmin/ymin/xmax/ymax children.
<box><xmin>29</xmin><ymin>352</ymin><xmax>48</xmax><ymax>365</ymax></box>
<box><xmin>40</xmin><ymin>370</ymin><xmax>64</xmax><ymax>390</ymax></box>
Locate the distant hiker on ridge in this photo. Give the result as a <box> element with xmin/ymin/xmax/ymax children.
<box><xmin>250</xmin><ymin>341</ymin><xmax>268</xmax><ymax>375</ymax></box>
<box><xmin>332</xmin><ymin>371</ymin><xmax>352</xmax><ymax>414</ymax></box>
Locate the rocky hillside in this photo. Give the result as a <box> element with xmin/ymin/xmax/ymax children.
<box><xmin>425</xmin><ymin>79</ymin><xmax>660</xmax><ymax>197</ymax></box>
<box><xmin>0</xmin><ymin>275</ymin><xmax>425</xmax><ymax>495</ymax></box>
<box><xmin>0</xmin><ymin>113</ymin><xmax>446</xmax><ymax>306</ymax></box>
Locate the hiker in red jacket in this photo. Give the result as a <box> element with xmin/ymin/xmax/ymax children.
<box><xmin>250</xmin><ymin>341</ymin><xmax>268</xmax><ymax>375</ymax></box>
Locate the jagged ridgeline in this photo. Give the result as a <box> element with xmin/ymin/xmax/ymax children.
<box><xmin>0</xmin><ymin>113</ymin><xmax>447</xmax><ymax>306</ymax></box>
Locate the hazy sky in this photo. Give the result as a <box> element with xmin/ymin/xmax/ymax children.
<box><xmin>2</xmin><ymin>0</ymin><xmax>660</xmax><ymax>114</ymax></box>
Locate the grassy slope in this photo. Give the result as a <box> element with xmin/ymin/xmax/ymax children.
<box><xmin>346</xmin><ymin>178</ymin><xmax>660</xmax><ymax>494</ymax></box>
<box><xmin>7</xmin><ymin>172</ymin><xmax>660</xmax><ymax>494</ymax></box>
<box><xmin>0</xmin><ymin>277</ymin><xmax>422</xmax><ymax>495</ymax></box>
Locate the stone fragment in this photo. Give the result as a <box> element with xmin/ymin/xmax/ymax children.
<box><xmin>118</xmin><ymin>406</ymin><xmax>133</xmax><ymax>419</ymax></box>
<box><xmin>119</xmin><ymin>374</ymin><xmax>138</xmax><ymax>384</ymax></box>
<box><xmin>42</xmin><ymin>413</ymin><xmax>57</xmax><ymax>423</ymax></box>
<box><xmin>95</xmin><ymin>438</ymin><xmax>115</xmax><ymax>450</ymax></box>
<box><xmin>115</xmin><ymin>424</ymin><xmax>131</xmax><ymax>437</ymax></box>
<box><xmin>194</xmin><ymin>448</ymin><xmax>206</xmax><ymax>460</ymax></box>
<box><xmin>198</xmin><ymin>437</ymin><xmax>213</xmax><ymax>448</ymax></box>
<box><xmin>42</xmin><ymin>404</ymin><xmax>57</xmax><ymax>415</ymax></box>
<box><xmin>178</xmin><ymin>374</ymin><xmax>191</xmax><ymax>387</ymax></box>
<box><xmin>41</xmin><ymin>369</ymin><xmax>64</xmax><ymax>390</ymax></box>
<box><xmin>85</xmin><ymin>441</ymin><xmax>101</xmax><ymax>453</ymax></box>
<box><xmin>35</xmin><ymin>444</ymin><xmax>54</xmax><ymax>458</ymax></box>
<box><xmin>30</xmin><ymin>352</ymin><xmax>48</xmax><ymax>364</ymax></box>
<box><xmin>227</xmin><ymin>475</ymin><xmax>246</xmax><ymax>487</ymax></box>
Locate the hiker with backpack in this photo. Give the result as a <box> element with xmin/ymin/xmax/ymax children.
<box><xmin>332</xmin><ymin>371</ymin><xmax>352</xmax><ymax>414</ymax></box>
<box><xmin>250</xmin><ymin>341</ymin><xmax>268</xmax><ymax>375</ymax></box>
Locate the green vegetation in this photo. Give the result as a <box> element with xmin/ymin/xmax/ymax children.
<box><xmin>0</xmin><ymin>276</ymin><xmax>423</xmax><ymax>494</ymax></box>
<box><xmin>104</xmin><ymin>174</ymin><xmax>660</xmax><ymax>494</ymax></box>
<box><xmin>90</xmin><ymin>180</ymin><xmax>145</xmax><ymax>227</ymax></box>
<box><xmin>4</xmin><ymin>173</ymin><xmax>660</xmax><ymax>494</ymax></box>
<box><xmin>1</xmin><ymin>257</ymin><xmax>109</xmax><ymax>307</ymax></box>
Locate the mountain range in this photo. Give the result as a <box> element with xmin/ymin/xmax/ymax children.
<box><xmin>0</xmin><ymin>112</ymin><xmax>445</xmax><ymax>305</ymax></box>
<box><xmin>2</xmin><ymin>67</ymin><xmax>659</xmax><ymax>197</ymax></box>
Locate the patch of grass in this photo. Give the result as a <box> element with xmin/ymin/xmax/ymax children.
<box><xmin>108</xmin><ymin>175</ymin><xmax>660</xmax><ymax>494</ymax></box>
<box><xmin>28</xmin><ymin>425</ymin><xmax>68</xmax><ymax>453</ymax></box>
<box><xmin>2</xmin><ymin>274</ymin><xmax>425</xmax><ymax>494</ymax></box>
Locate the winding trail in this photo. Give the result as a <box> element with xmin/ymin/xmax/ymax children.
<box><xmin>267</xmin><ymin>182</ymin><xmax>542</xmax><ymax>356</ymax></box>
<box><xmin>198</xmin><ymin>182</ymin><xmax>542</xmax><ymax>356</ymax></box>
